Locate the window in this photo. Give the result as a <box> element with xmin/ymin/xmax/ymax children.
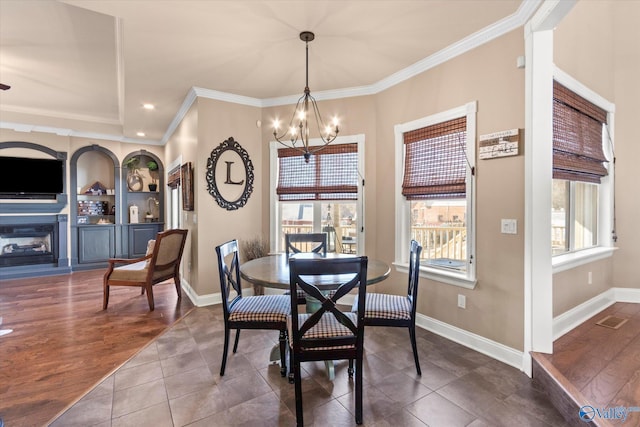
<box><xmin>551</xmin><ymin>80</ymin><xmax>610</xmax><ymax>257</ymax></box>
<box><xmin>270</xmin><ymin>136</ymin><xmax>365</xmax><ymax>254</ymax></box>
<box><xmin>167</xmin><ymin>165</ymin><xmax>182</xmax><ymax>229</ymax></box>
<box><xmin>395</xmin><ymin>102</ymin><xmax>477</xmax><ymax>288</ymax></box>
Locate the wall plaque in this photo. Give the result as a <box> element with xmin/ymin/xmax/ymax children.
<box><xmin>206</xmin><ymin>137</ymin><xmax>254</xmax><ymax>210</ymax></box>
<box><xmin>479</xmin><ymin>129</ymin><xmax>521</xmax><ymax>159</ymax></box>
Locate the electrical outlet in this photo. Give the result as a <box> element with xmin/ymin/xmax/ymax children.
<box><xmin>588</xmin><ymin>271</ymin><xmax>593</xmax><ymax>285</ymax></box>
<box><xmin>457</xmin><ymin>294</ymin><xmax>466</xmax><ymax>309</ymax></box>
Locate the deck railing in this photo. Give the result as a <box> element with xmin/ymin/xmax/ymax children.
<box><xmin>412</xmin><ymin>226</ymin><xmax>466</xmax><ymax>261</ymax></box>
<box><xmin>281</xmin><ymin>223</ymin><xmax>467</xmax><ymax>260</ymax></box>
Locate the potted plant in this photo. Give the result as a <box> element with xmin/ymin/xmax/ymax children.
<box><xmin>147</xmin><ymin>160</ymin><xmax>158</xmax><ymax>191</ymax></box>
<box><xmin>124</xmin><ymin>157</ymin><xmax>143</xmax><ymax>191</ymax></box>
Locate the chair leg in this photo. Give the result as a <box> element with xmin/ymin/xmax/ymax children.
<box><xmin>174</xmin><ymin>275</ymin><xmax>182</xmax><ymax>300</ymax></box>
<box><xmin>294</xmin><ymin>358</ymin><xmax>303</xmax><ymax>427</ymax></box>
<box><xmin>103</xmin><ymin>284</ymin><xmax>109</xmax><ymax>309</ymax></box>
<box><xmin>279</xmin><ymin>329</ymin><xmax>287</xmax><ymax>377</ymax></box>
<box><xmin>348</xmin><ymin>359</ymin><xmax>354</xmax><ymax>378</ymax></box>
<box><xmin>232</xmin><ymin>329</ymin><xmax>241</xmax><ymax>353</ymax></box>
<box><xmin>355</xmin><ymin>355</ymin><xmax>363</xmax><ymax>425</ymax></box>
<box><xmin>145</xmin><ymin>284</ymin><xmax>155</xmax><ymax>311</ymax></box>
<box><xmin>288</xmin><ymin>345</ymin><xmax>295</xmax><ymax>384</ymax></box>
<box><xmin>409</xmin><ymin>325</ymin><xmax>421</xmax><ymax>376</ymax></box>
<box><xmin>220</xmin><ymin>326</ymin><xmax>230</xmax><ymax>376</ymax></box>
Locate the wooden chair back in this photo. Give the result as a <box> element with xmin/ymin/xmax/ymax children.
<box><xmin>285</xmin><ymin>233</ymin><xmax>327</xmax><ymax>256</ymax></box>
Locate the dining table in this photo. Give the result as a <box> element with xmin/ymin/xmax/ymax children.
<box><xmin>239</xmin><ymin>252</ymin><xmax>390</xmax><ymax>380</ymax></box>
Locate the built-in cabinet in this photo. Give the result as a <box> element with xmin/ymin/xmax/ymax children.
<box><xmin>122</xmin><ymin>150</ymin><xmax>165</xmax><ymax>258</ymax></box>
<box><xmin>70</xmin><ymin>145</ymin><xmax>122</xmax><ymax>270</ymax></box>
<box><xmin>70</xmin><ymin>146</ymin><xmax>164</xmax><ymax>270</ymax></box>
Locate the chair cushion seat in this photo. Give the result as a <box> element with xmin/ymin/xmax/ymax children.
<box><xmin>353</xmin><ymin>292</ymin><xmax>412</xmax><ymax>321</ymax></box>
<box><xmin>228</xmin><ymin>295</ymin><xmax>289</xmax><ymax>323</ymax></box>
<box><xmin>287</xmin><ymin>312</ymin><xmax>357</xmax><ymax>350</ymax></box>
<box><xmin>284</xmin><ymin>289</ymin><xmax>338</xmax><ymax>300</ymax></box>
<box><xmin>283</xmin><ymin>289</ymin><xmax>307</xmax><ymax>301</ymax></box>
<box><xmin>108</xmin><ymin>260</ymin><xmax>148</xmax><ymax>282</ymax></box>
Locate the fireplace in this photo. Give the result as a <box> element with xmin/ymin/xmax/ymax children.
<box><xmin>0</xmin><ymin>224</ymin><xmax>57</xmax><ymax>267</ymax></box>
<box><xmin>0</xmin><ymin>215</ymin><xmax>69</xmax><ymax>279</ymax></box>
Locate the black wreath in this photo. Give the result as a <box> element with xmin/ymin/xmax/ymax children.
<box><xmin>206</xmin><ymin>137</ymin><xmax>254</xmax><ymax>210</ymax></box>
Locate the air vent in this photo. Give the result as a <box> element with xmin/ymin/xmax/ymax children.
<box><xmin>595</xmin><ymin>315</ymin><xmax>628</xmax><ymax>330</ymax></box>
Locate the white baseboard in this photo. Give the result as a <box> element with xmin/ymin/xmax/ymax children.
<box><xmin>553</xmin><ymin>287</ymin><xmax>640</xmax><ymax>340</ymax></box>
<box><xmin>414</xmin><ymin>313</ymin><xmax>525</xmax><ymax>371</ymax></box>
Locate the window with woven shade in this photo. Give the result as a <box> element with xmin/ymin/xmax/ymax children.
<box><xmin>167</xmin><ymin>166</ymin><xmax>181</xmax><ymax>189</ymax></box>
<box><xmin>551</xmin><ymin>80</ymin><xmax>613</xmax><ymax>256</ymax></box>
<box><xmin>553</xmin><ymin>80</ymin><xmax>608</xmax><ymax>183</ymax></box>
<box><xmin>402</xmin><ymin>116</ymin><xmax>467</xmax><ymax>200</ymax></box>
<box><xmin>395</xmin><ymin>101</ymin><xmax>477</xmax><ymax>287</ymax></box>
<box><xmin>276</xmin><ymin>143</ymin><xmax>358</xmax><ymax>201</ymax></box>
<box><xmin>270</xmin><ymin>138</ymin><xmax>364</xmax><ymax>255</ymax></box>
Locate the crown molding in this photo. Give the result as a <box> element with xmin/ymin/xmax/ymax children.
<box><xmin>2</xmin><ymin>0</ymin><xmax>542</xmax><ymax>146</ymax></box>
<box><xmin>0</xmin><ymin>121</ymin><xmax>161</xmax><ymax>145</ymax></box>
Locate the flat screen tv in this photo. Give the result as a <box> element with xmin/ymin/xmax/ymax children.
<box><xmin>0</xmin><ymin>156</ymin><xmax>64</xmax><ymax>197</ymax></box>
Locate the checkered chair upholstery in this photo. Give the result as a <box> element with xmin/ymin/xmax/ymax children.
<box><xmin>216</xmin><ymin>239</ymin><xmax>290</xmax><ymax>377</ymax></box>
<box><xmin>352</xmin><ymin>240</ymin><xmax>423</xmax><ymax>376</ymax></box>
<box><xmin>287</xmin><ymin>256</ymin><xmax>368</xmax><ymax>426</ymax></box>
<box><xmin>229</xmin><ymin>295</ymin><xmax>289</xmax><ymax>323</ymax></box>
<box><xmin>287</xmin><ymin>312</ymin><xmax>358</xmax><ymax>351</ymax></box>
<box><xmin>357</xmin><ymin>293</ymin><xmax>411</xmax><ymax>321</ymax></box>
<box><xmin>284</xmin><ymin>288</ymin><xmax>338</xmax><ymax>304</ymax></box>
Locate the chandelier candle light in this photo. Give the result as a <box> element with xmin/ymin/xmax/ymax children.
<box><xmin>273</xmin><ymin>31</ymin><xmax>340</xmax><ymax>163</ymax></box>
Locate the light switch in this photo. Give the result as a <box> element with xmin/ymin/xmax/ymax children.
<box><xmin>501</xmin><ymin>219</ymin><xmax>517</xmax><ymax>234</ymax></box>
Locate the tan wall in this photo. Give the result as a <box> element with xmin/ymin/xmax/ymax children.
<box><xmin>374</xmin><ymin>29</ymin><xmax>526</xmax><ymax>350</ymax></box>
<box><xmin>194</xmin><ymin>98</ymin><xmax>263</xmax><ymax>296</ymax></box>
<box><xmin>610</xmin><ymin>1</ymin><xmax>640</xmax><ymax>289</ymax></box>
<box><xmin>551</xmin><ymin>0</ymin><xmax>640</xmax><ymax>313</ymax></box>
<box><xmin>164</xmin><ymin>103</ymin><xmax>199</xmax><ymax>289</ymax></box>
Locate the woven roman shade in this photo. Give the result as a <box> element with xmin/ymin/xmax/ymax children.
<box><xmin>167</xmin><ymin>166</ymin><xmax>181</xmax><ymax>189</ymax></box>
<box><xmin>276</xmin><ymin>143</ymin><xmax>358</xmax><ymax>201</ymax></box>
<box><xmin>402</xmin><ymin>116</ymin><xmax>467</xmax><ymax>200</ymax></box>
<box><xmin>553</xmin><ymin>81</ymin><xmax>608</xmax><ymax>183</ymax></box>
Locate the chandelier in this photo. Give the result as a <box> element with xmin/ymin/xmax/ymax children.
<box><xmin>273</xmin><ymin>31</ymin><xmax>339</xmax><ymax>163</ymax></box>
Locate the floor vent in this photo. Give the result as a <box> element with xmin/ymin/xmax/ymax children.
<box><xmin>596</xmin><ymin>315</ymin><xmax>628</xmax><ymax>329</ymax></box>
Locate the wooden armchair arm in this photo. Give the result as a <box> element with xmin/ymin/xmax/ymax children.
<box><xmin>106</xmin><ymin>253</ymin><xmax>152</xmax><ymax>266</ymax></box>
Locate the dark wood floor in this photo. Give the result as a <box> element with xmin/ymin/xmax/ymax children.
<box><xmin>532</xmin><ymin>302</ymin><xmax>640</xmax><ymax>427</ymax></box>
<box><xmin>0</xmin><ymin>269</ymin><xmax>194</xmax><ymax>427</ymax></box>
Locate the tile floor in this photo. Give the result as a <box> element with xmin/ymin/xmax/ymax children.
<box><xmin>51</xmin><ymin>305</ymin><xmax>570</xmax><ymax>426</ymax></box>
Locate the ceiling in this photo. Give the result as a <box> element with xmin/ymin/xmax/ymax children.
<box><xmin>0</xmin><ymin>0</ymin><xmax>537</xmax><ymax>145</ymax></box>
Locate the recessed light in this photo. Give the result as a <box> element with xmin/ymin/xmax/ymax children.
<box><xmin>142</xmin><ymin>103</ymin><xmax>155</xmax><ymax>110</ymax></box>
<box><xmin>136</xmin><ymin>132</ymin><xmax>146</xmax><ymax>137</ymax></box>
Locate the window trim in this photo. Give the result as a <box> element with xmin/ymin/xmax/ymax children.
<box><xmin>394</xmin><ymin>101</ymin><xmax>477</xmax><ymax>288</ymax></box>
<box><xmin>551</xmin><ymin>67</ymin><xmax>616</xmax><ymax>270</ymax></box>
<box><xmin>270</xmin><ymin>134</ymin><xmax>365</xmax><ymax>254</ymax></box>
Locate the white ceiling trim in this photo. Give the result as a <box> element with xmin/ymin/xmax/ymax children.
<box><xmin>1</xmin><ymin>0</ymin><xmax>542</xmax><ymax>145</ymax></box>
<box><xmin>0</xmin><ymin>121</ymin><xmax>161</xmax><ymax>145</ymax></box>
<box><xmin>0</xmin><ymin>104</ymin><xmax>121</xmax><ymax>126</ymax></box>
<box><xmin>371</xmin><ymin>0</ymin><xmax>542</xmax><ymax>93</ymax></box>
<box><xmin>165</xmin><ymin>0</ymin><xmax>542</xmax><ymax>144</ymax></box>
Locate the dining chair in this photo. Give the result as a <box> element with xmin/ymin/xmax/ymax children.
<box><xmin>285</xmin><ymin>232</ymin><xmax>327</xmax><ymax>255</ymax></box>
<box><xmin>284</xmin><ymin>232</ymin><xmax>328</xmax><ymax>304</ymax></box>
<box><xmin>353</xmin><ymin>239</ymin><xmax>423</xmax><ymax>375</ymax></box>
<box><xmin>215</xmin><ymin>239</ymin><xmax>290</xmax><ymax>377</ymax></box>
<box><xmin>103</xmin><ymin>228</ymin><xmax>188</xmax><ymax>311</ymax></box>
<box><xmin>288</xmin><ymin>255</ymin><xmax>368</xmax><ymax>426</ymax></box>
